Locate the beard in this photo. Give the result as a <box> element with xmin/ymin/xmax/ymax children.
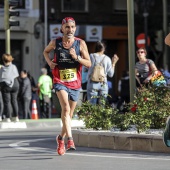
<box><xmin>63</xmin><ymin>32</ymin><xmax>74</xmax><ymax>39</ymax></box>
<box><xmin>67</xmin><ymin>34</ymin><xmax>74</xmax><ymax>39</ymax></box>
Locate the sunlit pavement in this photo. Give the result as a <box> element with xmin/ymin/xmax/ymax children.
<box><xmin>0</xmin><ymin>118</ymin><xmax>170</xmax><ymax>154</ymax></box>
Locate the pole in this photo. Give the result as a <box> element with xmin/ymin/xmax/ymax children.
<box><xmin>127</xmin><ymin>0</ymin><xmax>136</xmax><ymax>102</ymax></box>
<box><xmin>4</xmin><ymin>0</ymin><xmax>10</xmax><ymax>54</ymax></box>
<box><xmin>44</xmin><ymin>0</ymin><xmax>48</xmax><ymax>47</ymax></box>
<box><xmin>143</xmin><ymin>0</ymin><xmax>148</xmax><ymax>51</ymax></box>
<box><xmin>163</xmin><ymin>0</ymin><xmax>168</xmax><ymax>69</ymax></box>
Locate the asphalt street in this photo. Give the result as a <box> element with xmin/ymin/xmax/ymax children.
<box><xmin>1</xmin><ymin>127</ymin><xmax>170</xmax><ymax>170</ymax></box>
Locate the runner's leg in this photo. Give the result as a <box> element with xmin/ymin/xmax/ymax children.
<box><xmin>57</xmin><ymin>90</ymin><xmax>72</xmax><ymax>138</ymax></box>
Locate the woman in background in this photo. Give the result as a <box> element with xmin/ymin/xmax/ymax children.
<box><xmin>135</xmin><ymin>47</ymin><xmax>158</xmax><ymax>88</ymax></box>
<box><xmin>0</xmin><ymin>54</ymin><xmax>19</xmax><ymax>122</ymax></box>
<box><xmin>87</xmin><ymin>41</ymin><xmax>119</xmax><ymax>105</ymax></box>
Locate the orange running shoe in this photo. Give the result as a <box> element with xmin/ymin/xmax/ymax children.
<box><xmin>67</xmin><ymin>139</ymin><xmax>76</xmax><ymax>151</ymax></box>
<box><xmin>56</xmin><ymin>135</ymin><xmax>65</xmax><ymax>156</ymax></box>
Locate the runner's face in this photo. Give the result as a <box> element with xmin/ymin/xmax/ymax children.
<box><xmin>62</xmin><ymin>22</ymin><xmax>76</xmax><ymax>39</ymax></box>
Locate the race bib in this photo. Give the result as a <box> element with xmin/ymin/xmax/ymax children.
<box><xmin>59</xmin><ymin>68</ymin><xmax>77</xmax><ymax>82</ymax></box>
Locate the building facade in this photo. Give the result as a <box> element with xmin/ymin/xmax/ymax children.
<box><xmin>0</xmin><ymin>0</ymin><xmax>43</xmax><ymax>82</ymax></box>
<box><xmin>0</xmin><ymin>0</ymin><xmax>170</xmax><ymax>95</ymax></box>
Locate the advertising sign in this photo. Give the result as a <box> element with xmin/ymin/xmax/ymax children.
<box><xmin>85</xmin><ymin>26</ymin><xmax>102</xmax><ymax>42</ymax></box>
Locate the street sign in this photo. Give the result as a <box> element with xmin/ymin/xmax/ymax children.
<box><xmin>136</xmin><ymin>33</ymin><xmax>150</xmax><ymax>48</ymax></box>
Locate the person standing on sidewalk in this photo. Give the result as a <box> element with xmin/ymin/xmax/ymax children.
<box><xmin>43</xmin><ymin>17</ymin><xmax>91</xmax><ymax>155</ymax></box>
<box><xmin>18</xmin><ymin>70</ymin><xmax>32</xmax><ymax>119</ymax></box>
<box><xmin>87</xmin><ymin>41</ymin><xmax>119</xmax><ymax>105</ymax></box>
<box><xmin>0</xmin><ymin>54</ymin><xmax>19</xmax><ymax>122</ymax></box>
<box><xmin>37</xmin><ymin>68</ymin><xmax>52</xmax><ymax>118</ymax></box>
<box><xmin>0</xmin><ymin>90</ymin><xmax>4</xmax><ymax>121</ymax></box>
<box><xmin>37</xmin><ymin>68</ymin><xmax>53</xmax><ymax>118</ymax></box>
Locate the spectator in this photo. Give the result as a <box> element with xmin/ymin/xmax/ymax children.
<box><xmin>135</xmin><ymin>47</ymin><xmax>158</xmax><ymax>88</ymax></box>
<box><xmin>0</xmin><ymin>53</ymin><xmax>19</xmax><ymax>122</ymax></box>
<box><xmin>107</xmin><ymin>80</ymin><xmax>113</xmax><ymax>104</ymax></box>
<box><xmin>117</xmin><ymin>70</ymin><xmax>130</xmax><ymax>112</ymax></box>
<box><xmin>81</xmin><ymin>65</ymin><xmax>88</xmax><ymax>101</ymax></box>
<box><xmin>159</xmin><ymin>66</ymin><xmax>170</xmax><ymax>86</ymax></box>
<box><xmin>27</xmin><ymin>72</ymin><xmax>40</xmax><ymax>114</ymax></box>
<box><xmin>0</xmin><ymin>90</ymin><xmax>3</xmax><ymax>121</ymax></box>
<box><xmin>27</xmin><ymin>71</ymin><xmax>38</xmax><ymax>99</ymax></box>
<box><xmin>87</xmin><ymin>41</ymin><xmax>119</xmax><ymax>105</ymax></box>
<box><xmin>38</xmin><ymin>68</ymin><xmax>52</xmax><ymax>118</ymax></box>
<box><xmin>18</xmin><ymin>70</ymin><xmax>32</xmax><ymax>119</ymax></box>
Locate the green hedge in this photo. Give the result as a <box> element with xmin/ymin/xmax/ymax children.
<box><xmin>75</xmin><ymin>86</ymin><xmax>170</xmax><ymax>133</ymax></box>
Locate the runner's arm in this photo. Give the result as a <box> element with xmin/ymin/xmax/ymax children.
<box><xmin>165</xmin><ymin>33</ymin><xmax>170</xmax><ymax>46</ymax></box>
<box><xmin>77</xmin><ymin>40</ymin><xmax>91</xmax><ymax>68</ymax></box>
<box><xmin>43</xmin><ymin>40</ymin><xmax>57</xmax><ymax>69</ymax></box>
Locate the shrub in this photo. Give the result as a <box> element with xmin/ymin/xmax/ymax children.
<box><xmin>75</xmin><ymin>96</ymin><xmax>129</xmax><ymax>130</ymax></box>
<box><xmin>76</xmin><ymin>86</ymin><xmax>170</xmax><ymax>133</ymax></box>
<box><xmin>126</xmin><ymin>85</ymin><xmax>170</xmax><ymax>133</ymax></box>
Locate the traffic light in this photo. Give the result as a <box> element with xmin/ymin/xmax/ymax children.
<box><xmin>4</xmin><ymin>0</ymin><xmax>20</xmax><ymax>29</ymax></box>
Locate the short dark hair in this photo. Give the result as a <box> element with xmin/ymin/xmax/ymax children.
<box><xmin>21</xmin><ymin>70</ymin><xmax>27</xmax><ymax>74</ymax></box>
<box><xmin>95</xmin><ymin>41</ymin><xmax>106</xmax><ymax>53</ymax></box>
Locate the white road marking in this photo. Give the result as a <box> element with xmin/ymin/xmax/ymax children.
<box><xmin>9</xmin><ymin>138</ymin><xmax>170</xmax><ymax>161</ymax></box>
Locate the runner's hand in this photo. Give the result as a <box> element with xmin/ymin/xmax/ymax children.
<box><xmin>69</xmin><ymin>46</ymin><xmax>77</xmax><ymax>60</ymax></box>
<box><xmin>50</xmin><ymin>59</ymin><xmax>57</xmax><ymax>69</ymax></box>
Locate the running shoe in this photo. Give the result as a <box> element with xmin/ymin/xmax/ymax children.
<box><xmin>163</xmin><ymin>116</ymin><xmax>170</xmax><ymax>147</ymax></box>
<box><xmin>56</xmin><ymin>135</ymin><xmax>65</xmax><ymax>155</ymax></box>
<box><xmin>67</xmin><ymin>139</ymin><xmax>76</xmax><ymax>151</ymax></box>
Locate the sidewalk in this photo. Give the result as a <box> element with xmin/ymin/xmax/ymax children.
<box><xmin>0</xmin><ymin>118</ymin><xmax>84</xmax><ymax>129</ymax></box>
<box><xmin>0</xmin><ymin>119</ymin><xmax>170</xmax><ymax>153</ymax></box>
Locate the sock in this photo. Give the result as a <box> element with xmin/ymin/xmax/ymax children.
<box><xmin>68</xmin><ymin>137</ymin><xmax>73</xmax><ymax>140</ymax></box>
<box><xmin>58</xmin><ymin>135</ymin><xmax>64</xmax><ymax>140</ymax></box>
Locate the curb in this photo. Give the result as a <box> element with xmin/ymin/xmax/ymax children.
<box><xmin>72</xmin><ymin>130</ymin><xmax>170</xmax><ymax>153</ymax></box>
<box><xmin>1</xmin><ymin>119</ymin><xmax>170</xmax><ymax>153</ymax></box>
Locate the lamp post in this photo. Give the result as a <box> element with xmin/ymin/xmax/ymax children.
<box><xmin>127</xmin><ymin>0</ymin><xmax>136</xmax><ymax>102</ymax></box>
<box><xmin>163</xmin><ymin>0</ymin><xmax>168</xmax><ymax>69</ymax></box>
<box><xmin>44</xmin><ymin>0</ymin><xmax>48</xmax><ymax>47</ymax></box>
<box><xmin>4</xmin><ymin>0</ymin><xmax>10</xmax><ymax>54</ymax></box>
<box><xmin>143</xmin><ymin>7</ymin><xmax>149</xmax><ymax>50</ymax></box>
<box><xmin>139</xmin><ymin>0</ymin><xmax>154</xmax><ymax>52</ymax></box>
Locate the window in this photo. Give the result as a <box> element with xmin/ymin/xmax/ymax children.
<box><xmin>168</xmin><ymin>2</ymin><xmax>170</xmax><ymax>15</ymax></box>
<box><xmin>0</xmin><ymin>0</ymin><xmax>25</xmax><ymax>9</ymax></box>
<box><xmin>61</xmin><ymin>0</ymin><xmax>88</xmax><ymax>13</ymax></box>
<box><xmin>113</xmin><ymin>0</ymin><xmax>127</xmax><ymax>13</ymax></box>
<box><xmin>0</xmin><ymin>0</ymin><xmax>3</xmax><ymax>8</ymax></box>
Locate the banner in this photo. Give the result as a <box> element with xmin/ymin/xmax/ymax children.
<box><xmin>85</xmin><ymin>26</ymin><xmax>102</xmax><ymax>42</ymax></box>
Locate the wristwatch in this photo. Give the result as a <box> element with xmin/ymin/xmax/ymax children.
<box><xmin>76</xmin><ymin>55</ymin><xmax>82</xmax><ymax>62</ymax></box>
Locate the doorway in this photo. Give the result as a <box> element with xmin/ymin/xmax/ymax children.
<box><xmin>0</xmin><ymin>40</ymin><xmax>23</xmax><ymax>72</ymax></box>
